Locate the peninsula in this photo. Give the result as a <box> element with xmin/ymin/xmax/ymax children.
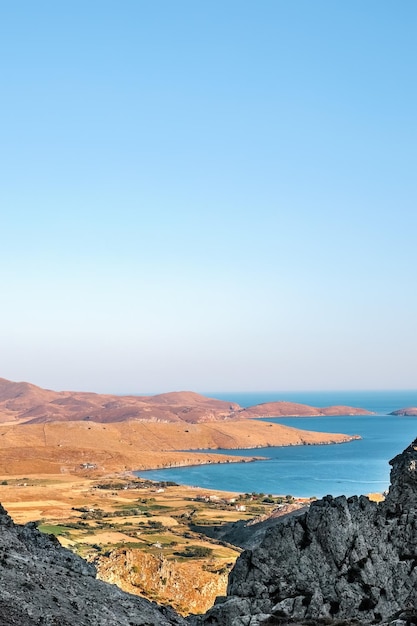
<box><xmin>0</xmin><ymin>377</ymin><xmax>364</xmax><ymax>475</ymax></box>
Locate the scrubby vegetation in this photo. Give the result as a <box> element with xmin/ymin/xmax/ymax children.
<box><xmin>0</xmin><ymin>474</ymin><xmax>305</xmax><ymax>615</ymax></box>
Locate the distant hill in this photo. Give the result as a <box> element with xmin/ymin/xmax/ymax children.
<box><xmin>0</xmin><ymin>418</ymin><xmax>359</xmax><ymax>475</ymax></box>
<box><xmin>390</xmin><ymin>407</ymin><xmax>417</xmax><ymax>416</ymax></box>
<box><xmin>0</xmin><ymin>377</ymin><xmax>371</xmax><ymax>425</ymax></box>
<box><xmin>237</xmin><ymin>401</ymin><xmax>373</xmax><ymax>418</ymax></box>
<box><xmin>0</xmin><ymin>378</ymin><xmax>239</xmax><ymax>424</ymax></box>
<box><xmin>0</xmin><ymin>378</ymin><xmax>366</xmax><ymax>475</ymax></box>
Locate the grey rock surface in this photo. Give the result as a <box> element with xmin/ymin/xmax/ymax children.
<box><xmin>192</xmin><ymin>439</ymin><xmax>417</xmax><ymax>625</ymax></box>
<box><xmin>192</xmin><ymin>505</ymin><xmax>307</xmax><ymax>551</ymax></box>
<box><xmin>0</xmin><ymin>503</ymin><xmax>186</xmax><ymax>625</ymax></box>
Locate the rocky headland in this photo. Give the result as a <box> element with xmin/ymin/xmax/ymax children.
<box><xmin>0</xmin><ymin>419</ymin><xmax>359</xmax><ymax>475</ymax></box>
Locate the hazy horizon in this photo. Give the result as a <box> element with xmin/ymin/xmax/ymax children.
<box><xmin>3</xmin><ymin>375</ymin><xmax>417</xmax><ymax>397</ymax></box>
<box><xmin>2</xmin><ymin>2</ymin><xmax>416</xmax><ymax>394</ymax></box>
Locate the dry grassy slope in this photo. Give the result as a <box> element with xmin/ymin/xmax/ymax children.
<box><xmin>0</xmin><ymin>378</ymin><xmax>371</xmax><ymax>424</ymax></box>
<box><xmin>0</xmin><ymin>378</ymin><xmax>240</xmax><ymax>424</ymax></box>
<box><xmin>0</xmin><ymin>419</ymin><xmax>357</xmax><ymax>475</ymax></box>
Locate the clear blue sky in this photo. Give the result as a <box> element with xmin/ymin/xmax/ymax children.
<box><xmin>1</xmin><ymin>1</ymin><xmax>416</xmax><ymax>393</ymax></box>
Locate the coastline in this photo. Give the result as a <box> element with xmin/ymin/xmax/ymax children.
<box><xmin>0</xmin><ymin>419</ymin><xmax>359</xmax><ymax>476</ymax></box>
<box><xmin>141</xmin><ymin>433</ymin><xmax>360</xmax><ymax>470</ymax></box>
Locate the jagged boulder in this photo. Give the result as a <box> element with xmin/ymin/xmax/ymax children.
<box><xmin>193</xmin><ymin>439</ymin><xmax>417</xmax><ymax>625</ymax></box>
<box><xmin>0</xmin><ymin>504</ymin><xmax>186</xmax><ymax>625</ymax></box>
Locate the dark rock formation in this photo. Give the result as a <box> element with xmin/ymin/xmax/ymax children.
<box><xmin>191</xmin><ymin>504</ymin><xmax>308</xmax><ymax>551</ymax></box>
<box><xmin>192</xmin><ymin>439</ymin><xmax>417</xmax><ymax>625</ymax></box>
<box><xmin>0</xmin><ymin>503</ymin><xmax>186</xmax><ymax>625</ymax></box>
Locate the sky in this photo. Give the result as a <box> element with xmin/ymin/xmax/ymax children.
<box><xmin>1</xmin><ymin>1</ymin><xmax>416</xmax><ymax>394</ymax></box>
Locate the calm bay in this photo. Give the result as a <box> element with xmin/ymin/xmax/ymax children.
<box><xmin>138</xmin><ymin>390</ymin><xmax>417</xmax><ymax>498</ymax></box>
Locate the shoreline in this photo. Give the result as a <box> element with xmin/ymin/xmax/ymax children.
<box><xmin>0</xmin><ymin>434</ymin><xmax>363</xmax><ymax>504</ymax></box>
<box><xmin>0</xmin><ymin>418</ymin><xmax>360</xmax><ymax>476</ymax></box>
<box><xmin>133</xmin><ymin>434</ymin><xmax>377</xmax><ymax>502</ymax></box>
<box><xmin>129</xmin><ymin>433</ymin><xmax>361</xmax><ymax>473</ymax></box>
<box><xmin>0</xmin><ymin>432</ymin><xmax>381</xmax><ymax>534</ymax></box>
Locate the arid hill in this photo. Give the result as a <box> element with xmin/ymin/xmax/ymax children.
<box><xmin>0</xmin><ymin>378</ymin><xmax>240</xmax><ymax>424</ymax></box>
<box><xmin>390</xmin><ymin>407</ymin><xmax>417</xmax><ymax>416</ymax></box>
<box><xmin>0</xmin><ymin>378</ymin><xmax>371</xmax><ymax>425</ymax></box>
<box><xmin>0</xmin><ymin>419</ymin><xmax>359</xmax><ymax>475</ymax></box>
<box><xmin>0</xmin><ymin>378</ymin><xmax>364</xmax><ymax>476</ymax></box>
<box><xmin>238</xmin><ymin>401</ymin><xmax>373</xmax><ymax>418</ymax></box>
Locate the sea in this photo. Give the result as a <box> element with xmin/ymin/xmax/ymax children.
<box><xmin>137</xmin><ymin>390</ymin><xmax>417</xmax><ymax>499</ymax></box>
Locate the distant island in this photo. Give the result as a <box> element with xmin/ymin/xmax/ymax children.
<box><xmin>237</xmin><ymin>401</ymin><xmax>373</xmax><ymax>419</ymax></box>
<box><xmin>390</xmin><ymin>407</ymin><xmax>417</xmax><ymax>416</ymax></box>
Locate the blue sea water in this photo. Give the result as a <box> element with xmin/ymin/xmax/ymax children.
<box><xmin>137</xmin><ymin>390</ymin><xmax>417</xmax><ymax>498</ymax></box>
<box><xmin>204</xmin><ymin>390</ymin><xmax>417</xmax><ymax>415</ymax></box>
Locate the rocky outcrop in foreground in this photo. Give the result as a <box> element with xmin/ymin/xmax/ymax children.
<box><xmin>0</xmin><ymin>503</ymin><xmax>186</xmax><ymax>625</ymax></box>
<box><xmin>193</xmin><ymin>439</ymin><xmax>417</xmax><ymax>625</ymax></box>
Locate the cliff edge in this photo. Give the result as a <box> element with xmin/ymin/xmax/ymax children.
<box><xmin>193</xmin><ymin>438</ymin><xmax>417</xmax><ymax>625</ymax></box>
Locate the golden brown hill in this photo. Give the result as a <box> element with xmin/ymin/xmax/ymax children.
<box><xmin>0</xmin><ymin>378</ymin><xmax>240</xmax><ymax>424</ymax></box>
<box><xmin>0</xmin><ymin>419</ymin><xmax>359</xmax><ymax>476</ymax></box>
<box><xmin>0</xmin><ymin>378</ymin><xmax>371</xmax><ymax>425</ymax></box>
<box><xmin>238</xmin><ymin>401</ymin><xmax>373</xmax><ymax>418</ymax></box>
